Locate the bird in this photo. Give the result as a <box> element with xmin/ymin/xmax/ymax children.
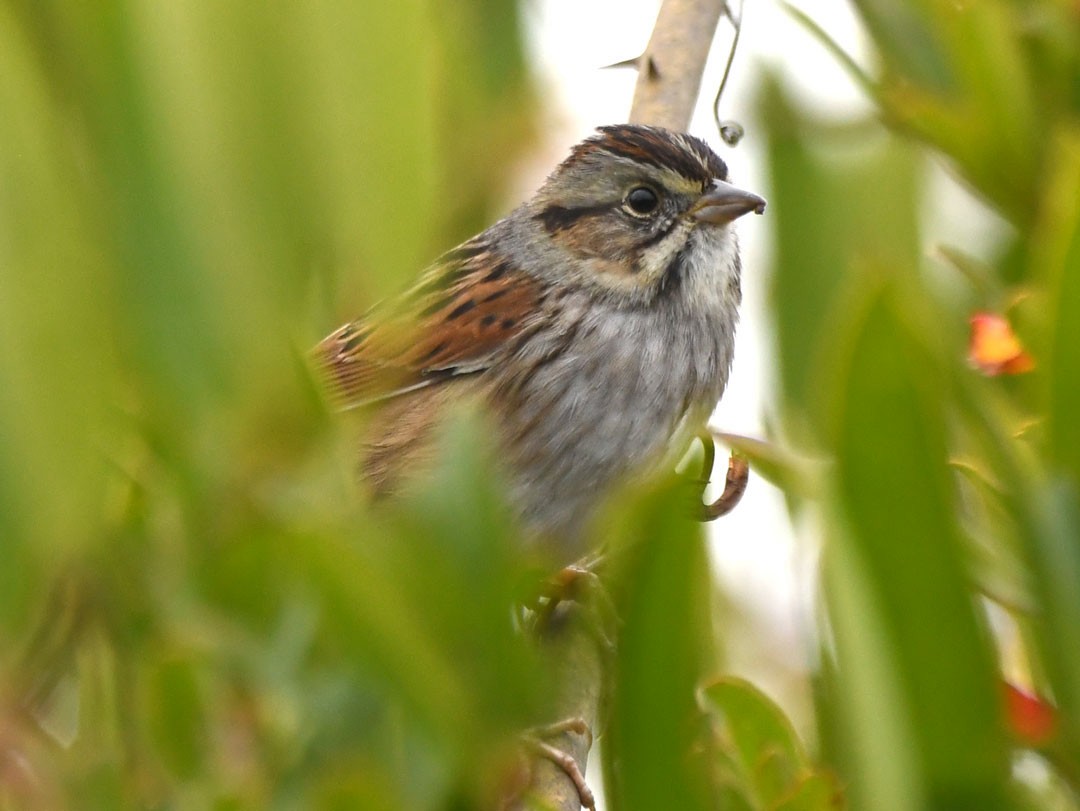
<box><xmin>315</xmin><ymin>124</ymin><xmax>765</xmax><ymax>560</ymax></box>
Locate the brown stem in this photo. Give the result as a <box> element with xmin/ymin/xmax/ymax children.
<box><xmin>507</xmin><ymin>601</ymin><xmax>604</xmax><ymax>811</ymax></box>
<box><xmin>629</xmin><ymin>0</ymin><xmax>730</xmax><ymax>131</ymax></box>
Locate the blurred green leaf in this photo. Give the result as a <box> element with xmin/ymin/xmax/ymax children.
<box><xmin>842</xmin><ymin>2</ymin><xmax>1072</xmax><ymax>226</ymax></box>
<box><xmin>702</xmin><ymin>677</ymin><xmax>802</xmax><ymax>782</ymax></box>
<box><xmin>819</xmin><ymin>508</ymin><xmax>929</xmax><ymax>811</ymax></box>
<box><xmin>715</xmin><ymin>432</ymin><xmax>824</xmax><ymax>500</ymax></box>
<box><xmin>1033</xmin><ymin>130</ymin><xmax>1080</xmax><ymax>483</ymax></box>
<box><xmin>848</xmin><ymin>0</ymin><xmax>955</xmax><ymax>92</ymax></box>
<box><xmin>1018</xmin><ymin>126</ymin><xmax>1080</xmax><ymax>781</ymax></box>
<box><xmin>603</xmin><ymin>475</ymin><xmax>716</xmax><ymax>811</ymax></box>
<box><xmin>701</xmin><ymin>676</ymin><xmax>842</xmax><ymax>809</ymax></box>
<box><xmin>296</xmin><ymin>410</ymin><xmax>547</xmax><ymax>807</ymax></box>
<box><xmin>774</xmin><ymin>773</ymin><xmax>845</xmax><ymax>811</ymax></box>
<box><xmin>0</xmin><ymin>1</ymin><xmax>540</xmax><ymax>807</ymax></box>
<box><xmin>147</xmin><ymin>655</ymin><xmax>207</xmax><ymax>780</ymax></box>
<box><xmin>1021</xmin><ymin>480</ymin><xmax>1080</xmax><ymax>770</ymax></box>
<box><xmin>0</xmin><ymin>1</ymin><xmax>121</xmax><ymax>624</ymax></box>
<box><xmin>761</xmin><ymin>76</ymin><xmax>922</xmax><ymax>441</ymax></box>
<box><xmin>772</xmin><ymin>1</ymin><xmax>1080</xmax><ymax>805</ymax></box>
<box><xmin>824</xmin><ymin>278</ymin><xmax>1013</xmax><ymax>809</ymax></box>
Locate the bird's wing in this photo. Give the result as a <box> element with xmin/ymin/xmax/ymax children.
<box><xmin>314</xmin><ymin>239</ymin><xmax>545</xmax><ymax>409</ymax></box>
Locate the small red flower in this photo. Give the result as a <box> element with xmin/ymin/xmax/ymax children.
<box><xmin>969</xmin><ymin>312</ymin><xmax>1034</xmax><ymax>375</ymax></box>
<box><xmin>1003</xmin><ymin>681</ymin><xmax>1057</xmax><ymax>746</ymax></box>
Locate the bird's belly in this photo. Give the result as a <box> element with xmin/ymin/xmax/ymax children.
<box><xmin>493</xmin><ymin>307</ymin><xmax>730</xmax><ymax>554</ymax></box>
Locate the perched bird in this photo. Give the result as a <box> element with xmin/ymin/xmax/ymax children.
<box><xmin>315</xmin><ymin>124</ymin><xmax>765</xmax><ymax>558</ymax></box>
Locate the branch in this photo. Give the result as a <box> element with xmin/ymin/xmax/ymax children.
<box><xmin>509</xmin><ymin>601</ymin><xmax>604</xmax><ymax>811</ymax></box>
<box><xmin>629</xmin><ymin>0</ymin><xmax>729</xmax><ymax>131</ymax></box>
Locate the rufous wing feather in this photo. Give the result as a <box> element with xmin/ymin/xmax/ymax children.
<box><xmin>314</xmin><ymin>240</ymin><xmax>545</xmax><ymax>408</ymax></box>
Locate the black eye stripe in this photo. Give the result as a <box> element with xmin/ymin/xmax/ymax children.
<box><xmin>535</xmin><ymin>185</ymin><xmax>672</xmax><ymax>235</ymax></box>
<box><xmin>535</xmin><ymin>203</ymin><xmax>609</xmax><ymax>233</ymax></box>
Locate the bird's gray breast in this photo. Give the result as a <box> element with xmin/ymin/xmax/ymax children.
<box><xmin>490</xmin><ymin>236</ymin><xmax>739</xmax><ymax>550</ymax></box>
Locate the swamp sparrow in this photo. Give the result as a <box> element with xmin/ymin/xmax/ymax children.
<box><xmin>316</xmin><ymin>125</ymin><xmax>765</xmax><ymax>557</ymax></box>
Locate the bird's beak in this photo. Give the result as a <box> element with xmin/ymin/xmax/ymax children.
<box><xmin>691</xmin><ymin>181</ymin><xmax>766</xmax><ymax>225</ymax></box>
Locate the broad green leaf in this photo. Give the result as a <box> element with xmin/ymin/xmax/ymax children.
<box><xmin>1021</xmin><ymin>480</ymin><xmax>1080</xmax><ymax>764</ymax></box>
<box><xmin>821</xmin><ymin>530</ymin><xmax>923</xmax><ymax>811</ymax></box>
<box><xmin>940</xmin><ymin>5</ymin><xmax>1037</xmax><ymax>187</ymax></box>
<box><xmin>1033</xmin><ymin>130</ymin><xmax>1080</xmax><ymax>485</ymax></box>
<box><xmin>701</xmin><ymin>677</ymin><xmax>803</xmax><ymax>801</ymax></box>
<box><xmin>603</xmin><ymin>475</ymin><xmax>716</xmax><ymax>811</ymax></box>
<box><xmin>0</xmin><ymin>1</ymin><xmax>121</xmax><ymax>622</ymax></box>
<box><xmin>825</xmin><ymin>279</ymin><xmax>1013</xmax><ymax>809</ymax></box>
<box><xmin>296</xmin><ymin>410</ymin><xmax>547</xmax><ymax>809</ymax></box>
<box><xmin>700</xmin><ymin>678</ymin><xmax>842</xmax><ymax>808</ymax></box>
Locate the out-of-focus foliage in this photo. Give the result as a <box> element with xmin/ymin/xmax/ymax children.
<box><xmin>699</xmin><ymin>677</ymin><xmax>842</xmax><ymax>809</ymax></box>
<box><xmin>8</xmin><ymin>0</ymin><xmax>1080</xmax><ymax>808</ymax></box>
<box><xmin>601</xmin><ymin>476</ymin><xmax>718</xmax><ymax>810</ymax></box>
<box><xmin>0</xmin><ymin>1</ymin><xmax>543</xmax><ymax>808</ymax></box>
<box><xmin>0</xmin><ymin>0</ymin><xmax>841</xmax><ymax>806</ymax></box>
<box><xmin>766</xmin><ymin>1</ymin><xmax>1080</xmax><ymax>808</ymax></box>
<box><xmin>598</xmin><ymin>463</ymin><xmax>839</xmax><ymax>811</ymax></box>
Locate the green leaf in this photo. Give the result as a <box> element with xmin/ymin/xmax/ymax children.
<box><xmin>1034</xmin><ymin>130</ymin><xmax>1080</xmax><ymax>484</ymax></box>
<box><xmin>847</xmin><ymin>0</ymin><xmax>955</xmax><ymax>92</ymax></box>
<box><xmin>603</xmin><ymin>475</ymin><xmax>716</xmax><ymax>811</ymax></box>
<box><xmin>147</xmin><ymin>655</ymin><xmax>207</xmax><ymax>780</ymax></box>
<box><xmin>824</xmin><ymin>278</ymin><xmax>1014</xmax><ymax>809</ymax></box>
<box><xmin>1022</xmin><ymin>480</ymin><xmax>1080</xmax><ymax>767</ymax></box>
<box><xmin>775</xmin><ymin>773</ymin><xmax>845</xmax><ymax>811</ymax></box>
<box><xmin>701</xmin><ymin>677</ymin><xmax>843</xmax><ymax>810</ymax></box>
<box><xmin>0</xmin><ymin>0</ymin><xmax>539</xmax><ymax>806</ymax></box>
<box><xmin>759</xmin><ymin>76</ymin><xmax>922</xmax><ymax>443</ymax></box>
<box><xmin>713</xmin><ymin>432</ymin><xmax>824</xmax><ymax>500</ymax></box>
<box><xmin>780</xmin><ymin>3</ymin><xmax>874</xmax><ymax>97</ymax></box>
<box><xmin>701</xmin><ymin>677</ymin><xmax>803</xmax><ymax>797</ymax></box>
<box><xmin>296</xmin><ymin>409</ymin><xmax>548</xmax><ymax>809</ymax></box>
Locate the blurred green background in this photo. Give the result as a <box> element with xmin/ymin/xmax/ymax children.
<box><xmin>2</xmin><ymin>0</ymin><xmax>1080</xmax><ymax>809</ymax></box>
<box><xmin>0</xmin><ymin>2</ymin><xmax>543</xmax><ymax>807</ymax></box>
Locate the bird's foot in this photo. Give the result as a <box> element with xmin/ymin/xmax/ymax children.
<box><xmin>696</xmin><ymin>432</ymin><xmax>749</xmax><ymax>521</ymax></box>
<box><xmin>521</xmin><ymin>718</ymin><xmax>596</xmax><ymax>810</ymax></box>
<box><xmin>531</xmin><ymin>557</ymin><xmax>617</xmax><ymax>658</ymax></box>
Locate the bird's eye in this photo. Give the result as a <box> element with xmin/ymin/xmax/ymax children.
<box><xmin>625</xmin><ymin>186</ymin><xmax>659</xmax><ymax>216</ymax></box>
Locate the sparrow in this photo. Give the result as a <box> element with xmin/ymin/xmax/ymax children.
<box><xmin>315</xmin><ymin>124</ymin><xmax>765</xmax><ymax>558</ymax></box>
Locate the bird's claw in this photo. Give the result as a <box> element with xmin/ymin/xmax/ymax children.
<box><xmin>697</xmin><ymin>432</ymin><xmax>749</xmax><ymax>521</ymax></box>
<box><xmin>522</xmin><ymin>718</ymin><xmax>596</xmax><ymax>810</ymax></box>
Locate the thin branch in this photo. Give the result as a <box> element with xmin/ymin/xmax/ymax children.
<box><xmin>508</xmin><ymin>601</ymin><xmax>605</xmax><ymax>811</ymax></box>
<box><xmin>630</xmin><ymin>0</ymin><xmax>729</xmax><ymax>131</ymax></box>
